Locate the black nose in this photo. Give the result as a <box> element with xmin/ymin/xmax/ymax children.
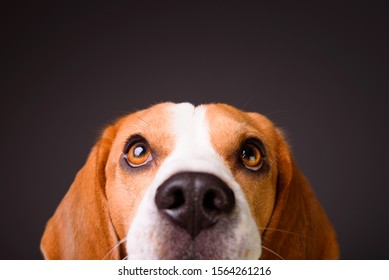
<box><xmin>155</xmin><ymin>172</ymin><xmax>235</xmax><ymax>238</ymax></box>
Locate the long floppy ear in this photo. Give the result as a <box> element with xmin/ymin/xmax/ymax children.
<box><xmin>260</xmin><ymin>130</ymin><xmax>340</xmax><ymax>259</ymax></box>
<box><xmin>41</xmin><ymin>125</ymin><xmax>121</xmax><ymax>259</ymax></box>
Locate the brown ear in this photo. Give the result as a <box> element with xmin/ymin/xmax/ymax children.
<box><xmin>260</xmin><ymin>130</ymin><xmax>340</xmax><ymax>259</ymax></box>
<box><xmin>41</xmin><ymin>125</ymin><xmax>121</xmax><ymax>259</ymax></box>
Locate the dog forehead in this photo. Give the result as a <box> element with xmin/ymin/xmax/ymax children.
<box><xmin>153</xmin><ymin>103</ymin><xmax>268</xmax><ymax>176</ymax></box>
<box><xmin>168</xmin><ymin>103</ymin><xmax>256</xmax><ymax>150</ymax></box>
<box><xmin>113</xmin><ymin>102</ymin><xmax>275</xmax><ymax>163</ymax></box>
<box><xmin>204</xmin><ymin>103</ymin><xmax>274</xmax><ymax>134</ymax></box>
<box><xmin>169</xmin><ymin>102</ymin><xmax>261</xmax><ymax>136</ymax></box>
<box><xmin>114</xmin><ymin>102</ymin><xmax>275</xmax><ymax>148</ymax></box>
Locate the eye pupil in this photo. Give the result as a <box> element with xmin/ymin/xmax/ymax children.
<box><xmin>242</xmin><ymin>146</ymin><xmax>257</xmax><ymax>162</ymax></box>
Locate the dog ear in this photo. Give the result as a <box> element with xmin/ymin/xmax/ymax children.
<box><xmin>41</xmin><ymin>124</ymin><xmax>121</xmax><ymax>259</ymax></box>
<box><xmin>260</xmin><ymin>130</ymin><xmax>340</xmax><ymax>259</ymax></box>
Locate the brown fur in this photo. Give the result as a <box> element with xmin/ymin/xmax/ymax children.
<box><xmin>41</xmin><ymin>124</ymin><xmax>120</xmax><ymax>259</ymax></box>
<box><xmin>260</xmin><ymin>132</ymin><xmax>339</xmax><ymax>259</ymax></box>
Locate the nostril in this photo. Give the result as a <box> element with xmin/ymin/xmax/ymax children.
<box><xmin>168</xmin><ymin>189</ymin><xmax>185</xmax><ymax>209</ymax></box>
<box><xmin>203</xmin><ymin>190</ymin><xmax>221</xmax><ymax>212</ymax></box>
<box><xmin>155</xmin><ymin>185</ymin><xmax>186</xmax><ymax>210</ymax></box>
<box><xmin>202</xmin><ymin>187</ymin><xmax>235</xmax><ymax>213</ymax></box>
<box><xmin>203</xmin><ymin>191</ymin><xmax>216</xmax><ymax>211</ymax></box>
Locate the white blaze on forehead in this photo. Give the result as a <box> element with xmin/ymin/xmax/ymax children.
<box><xmin>158</xmin><ymin>102</ymin><xmax>230</xmax><ymax>181</ymax></box>
<box><xmin>171</xmin><ymin>103</ymin><xmax>213</xmax><ymax>155</ymax></box>
<box><xmin>173</xmin><ymin>103</ymin><xmax>205</xmax><ymax>147</ymax></box>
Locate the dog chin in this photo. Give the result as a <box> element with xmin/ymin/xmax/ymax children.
<box><xmin>157</xmin><ymin>225</ymin><xmax>234</xmax><ymax>260</ymax></box>
<box><xmin>127</xmin><ymin>217</ymin><xmax>261</xmax><ymax>260</ymax></box>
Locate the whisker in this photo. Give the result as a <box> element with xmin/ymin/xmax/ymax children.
<box><xmin>122</xmin><ymin>255</ymin><xmax>129</xmax><ymax>260</ymax></box>
<box><xmin>261</xmin><ymin>245</ymin><xmax>285</xmax><ymax>260</ymax></box>
<box><xmin>134</xmin><ymin>114</ymin><xmax>150</xmax><ymax>126</ymax></box>
<box><xmin>104</xmin><ymin>237</ymin><xmax>127</xmax><ymax>260</ymax></box>
<box><xmin>260</xmin><ymin>227</ymin><xmax>308</xmax><ymax>238</ymax></box>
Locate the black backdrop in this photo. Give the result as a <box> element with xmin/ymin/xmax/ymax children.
<box><xmin>1</xmin><ymin>0</ymin><xmax>388</xmax><ymax>259</ymax></box>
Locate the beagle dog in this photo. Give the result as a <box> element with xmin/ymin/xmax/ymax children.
<box><xmin>41</xmin><ymin>102</ymin><xmax>339</xmax><ymax>260</ymax></box>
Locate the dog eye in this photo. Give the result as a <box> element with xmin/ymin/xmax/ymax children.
<box><xmin>125</xmin><ymin>141</ymin><xmax>153</xmax><ymax>167</ymax></box>
<box><xmin>240</xmin><ymin>142</ymin><xmax>263</xmax><ymax>171</ymax></box>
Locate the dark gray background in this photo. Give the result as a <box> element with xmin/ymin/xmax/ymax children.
<box><xmin>1</xmin><ymin>0</ymin><xmax>388</xmax><ymax>259</ymax></box>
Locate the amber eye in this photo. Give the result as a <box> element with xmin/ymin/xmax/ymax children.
<box><xmin>240</xmin><ymin>143</ymin><xmax>263</xmax><ymax>171</ymax></box>
<box><xmin>125</xmin><ymin>141</ymin><xmax>152</xmax><ymax>167</ymax></box>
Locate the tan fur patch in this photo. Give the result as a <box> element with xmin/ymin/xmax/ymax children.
<box><xmin>204</xmin><ymin>104</ymin><xmax>279</xmax><ymax>233</ymax></box>
<box><xmin>105</xmin><ymin>103</ymin><xmax>176</xmax><ymax>241</ymax></box>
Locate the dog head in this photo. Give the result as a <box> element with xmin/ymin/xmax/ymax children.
<box><xmin>41</xmin><ymin>102</ymin><xmax>339</xmax><ymax>259</ymax></box>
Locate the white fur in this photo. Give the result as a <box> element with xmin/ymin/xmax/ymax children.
<box><xmin>126</xmin><ymin>103</ymin><xmax>261</xmax><ymax>259</ymax></box>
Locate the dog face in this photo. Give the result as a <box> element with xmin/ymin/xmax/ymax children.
<box><xmin>41</xmin><ymin>102</ymin><xmax>339</xmax><ymax>260</ymax></box>
<box><xmin>108</xmin><ymin>103</ymin><xmax>276</xmax><ymax>259</ymax></box>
